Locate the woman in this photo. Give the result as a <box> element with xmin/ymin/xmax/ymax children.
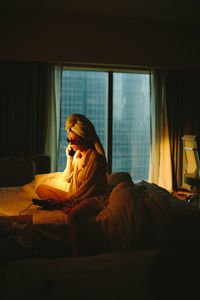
<box><xmin>36</xmin><ymin>114</ymin><xmax>108</xmax><ymax>214</ymax></box>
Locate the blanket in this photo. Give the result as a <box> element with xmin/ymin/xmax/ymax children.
<box><xmin>1</xmin><ymin>173</ymin><xmax>200</xmax><ymax>260</ymax></box>
<box><xmin>72</xmin><ymin>179</ymin><xmax>200</xmax><ymax>255</ymax></box>
<box><xmin>96</xmin><ymin>180</ymin><xmax>170</xmax><ymax>252</ymax></box>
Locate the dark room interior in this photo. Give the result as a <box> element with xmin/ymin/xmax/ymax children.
<box><xmin>0</xmin><ymin>1</ymin><xmax>200</xmax><ymax>299</ymax></box>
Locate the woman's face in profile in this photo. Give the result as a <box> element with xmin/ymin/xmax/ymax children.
<box><xmin>68</xmin><ymin>131</ymin><xmax>88</xmax><ymax>152</ymax></box>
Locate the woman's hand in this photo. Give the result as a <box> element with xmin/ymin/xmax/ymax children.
<box><xmin>46</xmin><ymin>199</ymin><xmax>64</xmax><ymax>209</ymax></box>
<box><xmin>66</xmin><ymin>145</ymin><xmax>75</xmax><ymax>158</ymax></box>
<box><xmin>45</xmin><ymin>198</ymin><xmax>73</xmax><ymax>211</ymax></box>
<box><xmin>62</xmin><ymin>201</ymin><xmax>73</xmax><ymax>214</ymax></box>
<box><xmin>48</xmin><ymin>199</ymin><xmax>73</xmax><ymax>214</ymax></box>
<box><xmin>63</xmin><ymin>145</ymin><xmax>75</xmax><ymax>178</ymax></box>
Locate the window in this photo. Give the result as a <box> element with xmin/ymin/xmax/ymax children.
<box><xmin>58</xmin><ymin>69</ymin><xmax>150</xmax><ymax>182</ymax></box>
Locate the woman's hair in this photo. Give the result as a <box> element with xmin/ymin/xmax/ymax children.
<box><xmin>65</xmin><ymin>114</ymin><xmax>106</xmax><ymax>158</ymax></box>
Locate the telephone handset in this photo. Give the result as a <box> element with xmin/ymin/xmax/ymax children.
<box><xmin>68</xmin><ymin>147</ymin><xmax>76</xmax><ymax>157</ymax></box>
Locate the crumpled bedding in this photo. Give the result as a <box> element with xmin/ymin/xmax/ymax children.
<box><xmin>1</xmin><ymin>172</ymin><xmax>200</xmax><ymax>300</ymax></box>
<box><xmin>1</xmin><ymin>173</ymin><xmax>200</xmax><ymax>260</ymax></box>
<box><xmin>96</xmin><ymin>180</ymin><xmax>170</xmax><ymax>252</ymax></box>
<box><xmin>65</xmin><ymin>178</ymin><xmax>200</xmax><ymax>256</ymax></box>
<box><xmin>0</xmin><ymin>181</ymin><xmax>68</xmax><ymax>225</ymax></box>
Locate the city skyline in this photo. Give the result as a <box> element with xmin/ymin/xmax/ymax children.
<box><xmin>58</xmin><ymin>70</ymin><xmax>150</xmax><ymax>182</ymax></box>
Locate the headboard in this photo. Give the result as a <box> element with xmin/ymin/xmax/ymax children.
<box><xmin>0</xmin><ymin>155</ymin><xmax>50</xmax><ymax>187</ymax></box>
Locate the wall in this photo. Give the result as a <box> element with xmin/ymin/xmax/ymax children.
<box><xmin>1</xmin><ymin>7</ymin><xmax>200</xmax><ymax>69</ymax></box>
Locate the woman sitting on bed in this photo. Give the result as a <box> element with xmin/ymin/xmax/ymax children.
<box><xmin>36</xmin><ymin>113</ymin><xmax>108</xmax><ymax>215</ymax></box>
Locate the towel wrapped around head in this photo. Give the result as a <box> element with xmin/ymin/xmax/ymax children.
<box><xmin>65</xmin><ymin>114</ymin><xmax>106</xmax><ymax>158</ymax></box>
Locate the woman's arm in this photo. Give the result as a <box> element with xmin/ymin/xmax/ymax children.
<box><xmin>63</xmin><ymin>145</ymin><xmax>74</xmax><ymax>178</ymax></box>
<box><xmin>66</xmin><ymin>156</ymin><xmax>107</xmax><ymax>206</ymax></box>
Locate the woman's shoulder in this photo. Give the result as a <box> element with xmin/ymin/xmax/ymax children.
<box><xmin>91</xmin><ymin>148</ymin><xmax>107</xmax><ymax>172</ymax></box>
<box><xmin>85</xmin><ymin>147</ymin><xmax>106</xmax><ymax>166</ymax></box>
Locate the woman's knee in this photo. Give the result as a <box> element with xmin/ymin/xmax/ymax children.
<box><xmin>36</xmin><ymin>184</ymin><xmax>49</xmax><ymax>199</ymax></box>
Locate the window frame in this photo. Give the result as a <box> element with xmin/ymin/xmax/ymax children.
<box><xmin>61</xmin><ymin>65</ymin><xmax>150</xmax><ymax>176</ymax></box>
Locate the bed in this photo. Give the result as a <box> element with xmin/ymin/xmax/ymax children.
<box><xmin>0</xmin><ymin>158</ymin><xmax>200</xmax><ymax>299</ymax></box>
<box><xmin>1</xmin><ymin>170</ymin><xmax>200</xmax><ymax>258</ymax></box>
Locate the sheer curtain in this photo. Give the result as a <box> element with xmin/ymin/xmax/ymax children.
<box><xmin>44</xmin><ymin>64</ymin><xmax>62</xmax><ymax>172</ymax></box>
<box><xmin>148</xmin><ymin>70</ymin><xmax>173</xmax><ymax>192</ymax></box>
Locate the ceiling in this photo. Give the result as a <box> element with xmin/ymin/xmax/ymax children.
<box><xmin>1</xmin><ymin>0</ymin><xmax>200</xmax><ymax>25</ymax></box>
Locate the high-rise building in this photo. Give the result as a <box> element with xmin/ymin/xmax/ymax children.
<box><xmin>58</xmin><ymin>70</ymin><xmax>150</xmax><ymax>182</ymax></box>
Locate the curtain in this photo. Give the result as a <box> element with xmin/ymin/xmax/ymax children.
<box><xmin>44</xmin><ymin>65</ymin><xmax>62</xmax><ymax>172</ymax></box>
<box><xmin>148</xmin><ymin>70</ymin><xmax>173</xmax><ymax>192</ymax></box>
<box><xmin>0</xmin><ymin>61</ymin><xmax>49</xmax><ymax>158</ymax></box>
<box><xmin>166</xmin><ymin>70</ymin><xmax>200</xmax><ymax>190</ymax></box>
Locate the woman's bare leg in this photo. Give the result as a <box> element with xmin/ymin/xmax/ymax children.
<box><xmin>36</xmin><ymin>184</ymin><xmax>68</xmax><ymax>200</ymax></box>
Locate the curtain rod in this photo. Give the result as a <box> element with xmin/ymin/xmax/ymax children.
<box><xmin>56</xmin><ymin>62</ymin><xmax>150</xmax><ymax>73</ymax></box>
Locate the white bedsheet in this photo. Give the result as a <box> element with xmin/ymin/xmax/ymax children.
<box><xmin>0</xmin><ymin>183</ymin><xmax>68</xmax><ymax>225</ymax></box>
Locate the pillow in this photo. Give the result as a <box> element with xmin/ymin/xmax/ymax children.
<box><xmin>106</xmin><ymin>172</ymin><xmax>133</xmax><ymax>195</ymax></box>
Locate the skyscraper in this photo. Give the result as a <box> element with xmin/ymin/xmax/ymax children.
<box><xmin>58</xmin><ymin>70</ymin><xmax>150</xmax><ymax>182</ymax></box>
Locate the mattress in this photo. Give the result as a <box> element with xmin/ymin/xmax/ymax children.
<box><xmin>0</xmin><ymin>183</ymin><xmax>72</xmax><ymax>259</ymax></box>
